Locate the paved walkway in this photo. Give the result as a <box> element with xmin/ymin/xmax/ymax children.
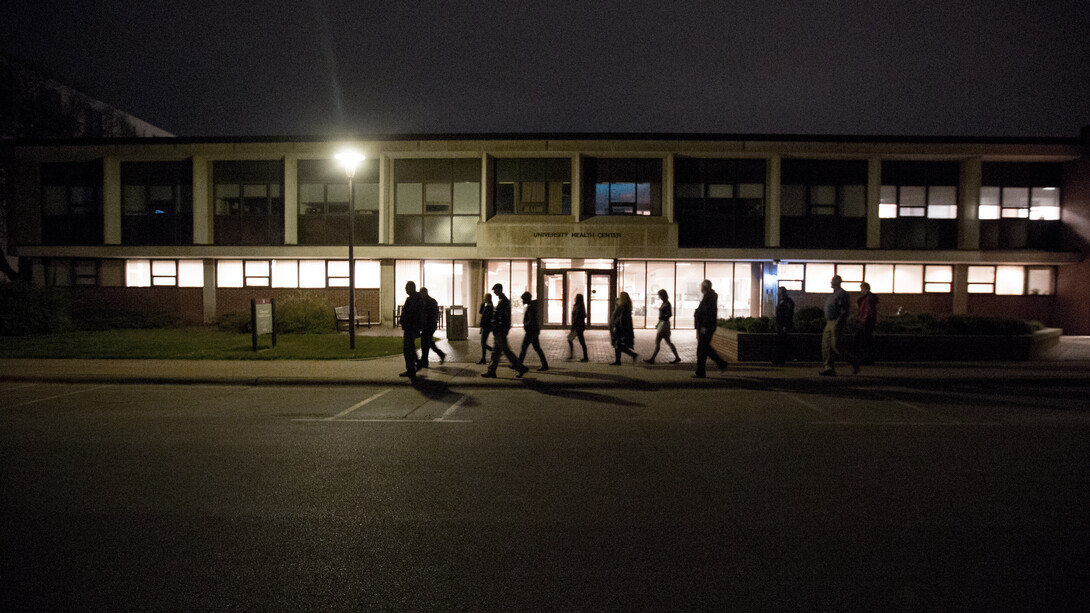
<box><xmin>2</xmin><ymin>330</ymin><xmax>1088</xmax><ymax>387</ymax></box>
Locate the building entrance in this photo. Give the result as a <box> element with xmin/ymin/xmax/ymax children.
<box><xmin>539</xmin><ymin>259</ymin><xmax>615</xmax><ymax>328</ymax></box>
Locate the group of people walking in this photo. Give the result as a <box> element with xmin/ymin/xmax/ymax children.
<box><xmin>772</xmin><ymin>275</ymin><xmax>878</xmax><ymax>376</ymax></box>
<box><xmin>401</xmin><ymin>274</ymin><xmax>879</xmax><ymax>381</ymax></box>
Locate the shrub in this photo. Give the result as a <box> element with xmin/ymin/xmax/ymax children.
<box><xmin>0</xmin><ymin>281</ymin><xmax>74</xmax><ymax>335</ymax></box>
<box><xmin>275</xmin><ymin>292</ymin><xmax>336</xmax><ymax>334</ymax></box>
<box><xmin>794</xmin><ymin>307</ymin><xmax>826</xmax><ymax>333</ymax></box>
<box><xmin>718</xmin><ymin>316</ymin><xmax>772</xmax><ymax>333</ymax></box>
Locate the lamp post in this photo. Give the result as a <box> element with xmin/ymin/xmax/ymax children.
<box><xmin>335</xmin><ymin>148</ymin><xmax>366</xmax><ymax>349</ymax></box>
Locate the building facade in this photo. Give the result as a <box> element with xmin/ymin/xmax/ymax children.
<box><xmin>4</xmin><ymin>132</ymin><xmax>1090</xmax><ymax>333</ymax></box>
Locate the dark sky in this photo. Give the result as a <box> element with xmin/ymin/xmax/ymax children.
<box><xmin>4</xmin><ymin>0</ymin><xmax>1088</xmax><ymax>138</ymax></box>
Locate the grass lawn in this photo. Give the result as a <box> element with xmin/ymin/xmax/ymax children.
<box><xmin>0</xmin><ymin>328</ymin><xmax>405</xmax><ymax>360</ymax></box>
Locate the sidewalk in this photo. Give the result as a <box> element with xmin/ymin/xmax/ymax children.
<box><xmin>2</xmin><ymin>330</ymin><xmax>1089</xmax><ymax>387</ymax></box>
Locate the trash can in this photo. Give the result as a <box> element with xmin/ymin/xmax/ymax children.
<box><xmin>445</xmin><ymin>306</ymin><xmax>468</xmax><ymax>341</ymax></box>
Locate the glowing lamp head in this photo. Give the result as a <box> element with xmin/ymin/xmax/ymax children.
<box><xmin>335</xmin><ymin>149</ymin><xmax>366</xmax><ymax>178</ymax></box>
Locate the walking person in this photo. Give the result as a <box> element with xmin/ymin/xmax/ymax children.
<box><xmin>517</xmin><ymin>291</ymin><xmax>549</xmax><ymax>371</ymax></box>
<box><xmin>772</xmin><ymin>286</ymin><xmax>795</xmax><ymax>365</ymax></box>
<box><xmin>609</xmin><ymin>292</ymin><xmax>639</xmax><ymax>365</ymax></box>
<box><xmin>481</xmin><ymin>284</ymin><xmax>529</xmax><ymax>378</ymax></box>
<box><xmin>417</xmin><ymin>287</ymin><xmax>445</xmax><ymax>368</ymax></box>
<box><xmin>477</xmin><ymin>293</ymin><xmax>494</xmax><ymax>365</ymax></box>
<box><xmin>694</xmin><ymin>279</ymin><xmax>728</xmax><ymax>378</ymax></box>
<box><xmin>567</xmin><ymin>293</ymin><xmax>588</xmax><ymax>362</ymax></box>
<box><xmin>855</xmin><ymin>281</ymin><xmax>879</xmax><ymax>365</ymax></box>
<box><xmin>819</xmin><ymin>275</ymin><xmax>860</xmax><ymax>376</ymax></box>
<box><xmin>644</xmin><ymin>289</ymin><xmax>681</xmax><ymax>364</ymax></box>
<box><xmin>398</xmin><ymin>281</ymin><xmax>425</xmax><ymax>381</ymax></box>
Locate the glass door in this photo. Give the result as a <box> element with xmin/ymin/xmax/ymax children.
<box><xmin>588</xmin><ymin>273</ymin><xmax>612</xmax><ymax>326</ymax></box>
<box><xmin>543</xmin><ymin>273</ymin><xmax>565</xmax><ymax>325</ymax></box>
<box><xmin>566</xmin><ymin>271</ymin><xmax>587</xmax><ymax>328</ymax></box>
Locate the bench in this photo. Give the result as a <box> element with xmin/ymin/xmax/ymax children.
<box><xmin>335</xmin><ymin>306</ymin><xmax>371</xmax><ymax>330</ymax></box>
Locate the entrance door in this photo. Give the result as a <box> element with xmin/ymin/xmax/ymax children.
<box><xmin>543</xmin><ymin>273</ymin><xmax>565</xmax><ymax>325</ymax></box>
<box><xmin>588</xmin><ymin>273</ymin><xmax>611</xmax><ymax>326</ymax></box>
<box><xmin>566</xmin><ymin>271</ymin><xmax>587</xmax><ymax>328</ymax></box>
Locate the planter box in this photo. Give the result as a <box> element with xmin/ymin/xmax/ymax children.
<box><xmin>711</xmin><ymin>327</ymin><xmax>1062</xmax><ymax>362</ymax></box>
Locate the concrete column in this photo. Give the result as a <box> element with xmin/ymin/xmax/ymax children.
<box><xmin>663</xmin><ymin>154</ymin><xmax>675</xmax><ymax>222</ymax></box>
<box><xmin>480</xmin><ymin>153</ymin><xmax>491</xmax><ymax>222</ymax></box>
<box><xmin>103</xmin><ymin>156</ymin><xmax>121</xmax><ymax>245</ymax></box>
<box><xmin>380</xmin><ymin>258</ymin><xmax>397</xmax><ymax>327</ymax></box>
<box><xmin>952</xmin><ymin>263</ymin><xmax>969</xmax><ymax>315</ymax></box>
<box><xmin>379</xmin><ymin>156</ymin><xmax>390</xmax><ymax>244</ymax></box>
<box><xmin>203</xmin><ymin>258</ymin><xmax>217</xmax><ymax>323</ymax></box>
<box><xmin>283</xmin><ymin>155</ymin><xmax>298</xmax><ymax>244</ymax></box>
<box><xmin>572</xmin><ymin>155</ymin><xmax>582</xmax><ymax>221</ymax></box>
<box><xmin>866</xmin><ymin>157</ymin><xmax>882</xmax><ymax>249</ymax></box>
<box><xmin>193</xmin><ymin>156</ymin><xmax>212</xmax><ymax>244</ymax></box>
<box><xmin>959</xmin><ymin>157</ymin><xmax>982</xmax><ymax>250</ymax></box>
<box><xmin>765</xmin><ymin>154</ymin><xmax>781</xmax><ymax>247</ymax></box>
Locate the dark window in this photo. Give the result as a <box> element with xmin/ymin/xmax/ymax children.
<box><xmin>297</xmin><ymin>159</ymin><xmax>379</xmax><ymax>245</ymax></box>
<box><xmin>780</xmin><ymin>159</ymin><xmax>867</xmax><ymax>249</ymax></box>
<box><xmin>121</xmin><ymin>161</ymin><xmax>193</xmax><ymax>245</ymax></box>
<box><xmin>674</xmin><ymin>157</ymin><xmax>765</xmax><ymax>247</ymax></box>
<box><xmin>879</xmin><ymin>161</ymin><xmax>958</xmax><ymax>249</ymax></box>
<box><xmin>40</xmin><ymin>162</ymin><xmax>103</xmax><ymax>245</ymax></box>
<box><xmin>394</xmin><ymin>158</ymin><xmax>480</xmax><ymax>245</ymax></box>
<box><xmin>492</xmin><ymin>158</ymin><xmax>571</xmax><ymax>216</ymax></box>
<box><xmin>979</xmin><ymin>162</ymin><xmax>1062</xmax><ymax>250</ymax></box>
<box><xmin>213</xmin><ymin>161</ymin><xmax>284</xmax><ymax>245</ymax></box>
<box><xmin>581</xmin><ymin>158</ymin><xmax>662</xmax><ymax>218</ymax></box>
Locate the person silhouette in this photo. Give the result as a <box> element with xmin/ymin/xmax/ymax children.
<box><xmin>481</xmin><ymin>283</ymin><xmax>529</xmax><ymax>378</ymax></box>
<box><xmin>644</xmin><ymin>289</ymin><xmax>681</xmax><ymax>364</ymax></box>
<box><xmin>567</xmin><ymin>293</ymin><xmax>588</xmax><ymax>362</ymax></box>
<box><xmin>609</xmin><ymin>291</ymin><xmax>639</xmax><ymax>365</ymax></box>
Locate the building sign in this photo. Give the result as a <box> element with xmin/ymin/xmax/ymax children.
<box><xmin>531</xmin><ymin>231</ymin><xmax>623</xmax><ymax>240</ymax></box>
<box><xmin>479</xmin><ymin>221</ymin><xmax>678</xmax><ymax>258</ymax></box>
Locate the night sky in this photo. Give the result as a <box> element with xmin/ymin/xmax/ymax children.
<box><xmin>3</xmin><ymin>0</ymin><xmax>1088</xmax><ymax>138</ymax></box>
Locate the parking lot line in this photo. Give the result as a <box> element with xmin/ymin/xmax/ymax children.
<box><xmin>437</xmin><ymin>395</ymin><xmax>468</xmax><ymax>421</ymax></box>
<box><xmin>1</xmin><ymin>384</ymin><xmax>111</xmax><ymax>410</ymax></box>
<box><xmin>774</xmin><ymin>390</ymin><xmax>830</xmax><ymax>418</ymax></box>
<box><xmin>322</xmin><ymin>388</ymin><xmax>392</xmax><ymax>420</ymax></box>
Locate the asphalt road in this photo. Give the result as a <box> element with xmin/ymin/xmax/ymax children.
<box><xmin>2</xmin><ymin>377</ymin><xmax>1089</xmax><ymax>611</ymax></box>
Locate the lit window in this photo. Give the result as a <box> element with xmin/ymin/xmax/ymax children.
<box><xmin>152</xmin><ymin>260</ymin><xmax>177</xmax><ymax>286</ymax></box>
<box><xmin>245</xmin><ymin>261</ymin><xmax>270</xmax><ymax>287</ymax></box>
<box><xmin>924</xmin><ymin>265</ymin><xmax>952</xmax><ymax>293</ymax></box>
<box><xmin>126</xmin><ymin>260</ymin><xmax>152</xmax><ymax>287</ymax></box>
<box><xmin>178</xmin><ymin>261</ymin><xmax>204</xmax><ymax>287</ymax></box>
<box><xmin>893</xmin><ymin>264</ymin><xmax>924</xmax><ymax>294</ymax></box>
<box><xmin>299</xmin><ymin>260</ymin><xmax>326</xmax><ymax>288</ymax></box>
<box><xmin>356</xmin><ymin>261</ymin><xmax>381</xmax><ymax>289</ymax></box>
<box><xmin>995</xmin><ymin>265</ymin><xmax>1024</xmax><ymax>295</ymax></box>
<box><xmin>1030</xmin><ymin>188</ymin><xmax>1060</xmax><ymax>220</ymax></box>
<box><xmin>327</xmin><ymin>260</ymin><xmax>350</xmax><ymax>287</ymax></box>
<box><xmin>836</xmin><ymin>264</ymin><xmax>864</xmax><ymax>292</ymax></box>
<box><xmin>217</xmin><ymin>260</ymin><xmax>244</xmax><ymax>288</ymax></box>
<box><xmin>979</xmin><ymin>187</ymin><xmax>1001</xmax><ymax>220</ymax></box>
<box><xmin>967</xmin><ymin>266</ymin><xmax>995</xmax><ymax>294</ymax></box>
<box><xmin>778</xmin><ymin>263</ymin><xmax>805</xmax><ymax>291</ymax></box>
<box><xmin>865</xmin><ymin>264</ymin><xmax>895</xmax><ymax>294</ymax></box>
<box><xmin>272</xmin><ymin>260</ymin><xmax>299</xmax><ymax>288</ymax></box>
<box><xmin>804</xmin><ymin>263</ymin><xmax>836</xmax><ymax>293</ymax></box>
<box><xmin>1027</xmin><ymin>267</ymin><xmax>1053</xmax><ymax>295</ymax></box>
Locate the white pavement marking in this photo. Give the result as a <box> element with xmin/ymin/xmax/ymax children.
<box><xmin>436</xmin><ymin>395</ymin><xmax>468</xmax><ymax>421</ymax></box>
<box><xmin>775</xmin><ymin>390</ymin><xmax>830</xmax><ymax>418</ymax></box>
<box><xmin>812</xmin><ymin>421</ymin><xmax>1007</xmax><ymax>427</ymax></box>
<box><xmin>1</xmin><ymin>385</ymin><xmax>110</xmax><ymax>410</ymax></box>
<box><xmin>865</xmin><ymin>389</ymin><xmax>930</xmax><ymax>415</ymax></box>
<box><xmin>324</xmin><ymin>388</ymin><xmax>392</xmax><ymax>421</ymax></box>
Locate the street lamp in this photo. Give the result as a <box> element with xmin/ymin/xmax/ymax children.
<box><xmin>335</xmin><ymin>148</ymin><xmax>366</xmax><ymax>349</ymax></box>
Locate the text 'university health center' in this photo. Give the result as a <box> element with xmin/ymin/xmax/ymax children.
<box><xmin>4</xmin><ymin>131</ymin><xmax>1090</xmax><ymax>334</ymax></box>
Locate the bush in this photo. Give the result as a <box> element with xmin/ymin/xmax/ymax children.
<box><xmin>794</xmin><ymin>307</ymin><xmax>826</xmax><ymax>333</ymax></box>
<box><xmin>0</xmin><ymin>281</ymin><xmax>74</xmax><ymax>335</ymax></box>
<box><xmin>718</xmin><ymin>316</ymin><xmax>772</xmax><ymax>333</ymax></box>
<box><xmin>275</xmin><ymin>292</ymin><xmax>336</xmax><ymax>334</ymax></box>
